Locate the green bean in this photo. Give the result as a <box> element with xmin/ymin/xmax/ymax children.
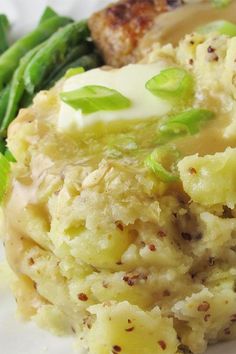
<box><xmin>19</xmin><ymin>52</ymin><xmax>101</xmax><ymax>107</ymax></box>
<box><xmin>24</xmin><ymin>20</ymin><xmax>90</xmax><ymax>94</ymax></box>
<box><xmin>0</xmin><ymin>85</ymin><xmax>10</xmax><ymax>125</ymax></box>
<box><xmin>21</xmin><ymin>53</ymin><xmax>102</xmax><ymax>105</ymax></box>
<box><xmin>0</xmin><ymin>14</ymin><xmax>10</xmax><ymax>54</ymax></box>
<box><xmin>4</xmin><ymin>148</ymin><xmax>16</xmax><ymax>162</ymax></box>
<box><xmin>0</xmin><ymin>16</ymin><xmax>72</xmax><ymax>90</ymax></box>
<box><xmin>7</xmin><ymin>43</ymin><xmax>92</xmax><ymax>120</ymax></box>
<box><xmin>47</xmin><ymin>52</ymin><xmax>102</xmax><ymax>88</ymax></box>
<box><xmin>44</xmin><ymin>42</ymin><xmax>92</xmax><ymax>88</ymax></box>
<box><xmin>0</xmin><ymin>138</ymin><xmax>5</xmax><ymax>154</ymax></box>
<box><xmin>39</xmin><ymin>6</ymin><xmax>59</xmax><ymax>24</ymax></box>
<box><xmin>1</xmin><ymin>44</ymin><xmax>44</xmax><ymax>134</ymax></box>
<box><xmin>19</xmin><ymin>91</ymin><xmax>34</xmax><ymax>109</ymax></box>
<box><xmin>64</xmin><ymin>52</ymin><xmax>102</xmax><ymax>72</ymax></box>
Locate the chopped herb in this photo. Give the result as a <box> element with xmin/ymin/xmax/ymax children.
<box><xmin>211</xmin><ymin>0</ymin><xmax>231</xmax><ymax>8</ymax></box>
<box><xmin>159</xmin><ymin>109</ymin><xmax>214</xmax><ymax>141</ymax></box>
<box><xmin>145</xmin><ymin>145</ymin><xmax>180</xmax><ymax>183</ymax></box>
<box><xmin>60</xmin><ymin>85</ymin><xmax>131</xmax><ymax>114</ymax></box>
<box><xmin>146</xmin><ymin>67</ymin><xmax>194</xmax><ymax>103</ymax></box>
<box><xmin>65</xmin><ymin>66</ymin><xmax>85</xmax><ymax>78</ymax></box>
<box><xmin>198</xmin><ymin>20</ymin><xmax>236</xmax><ymax>37</ymax></box>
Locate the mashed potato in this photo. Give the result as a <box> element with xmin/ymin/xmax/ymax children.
<box><xmin>2</xmin><ymin>32</ymin><xmax>236</xmax><ymax>354</ymax></box>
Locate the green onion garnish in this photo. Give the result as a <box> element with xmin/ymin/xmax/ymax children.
<box><xmin>211</xmin><ymin>0</ymin><xmax>231</xmax><ymax>8</ymax></box>
<box><xmin>145</xmin><ymin>68</ymin><xmax>194</xmax><ymax>103</ymax></box>
<box><xmin>0</xmin><ymin>152</ymin><xmax>10</xmax><ymax>202</ymax></box>
<box><xmin>65</xmin><ymin>66</ymin><xmax>85</xmax><ymax>79</ymax></box>
<box><xmin>159</xmin><ymin>109</ymin><xmax>215</xmax><ymax>139</ymax></box>
<box><xmin>145</xmin><ymin>146</ymin><xmax>180</xmax><ymax>183</ymax></box>
<box><xmin>198</xmin><ymin>20</ymin><xmax>236</xmax><ymax>37</ymax></box>
<box><xmin>60</xmin><ymin>85</ymin><xmax>131</xmax><ymax>114</ymax></box>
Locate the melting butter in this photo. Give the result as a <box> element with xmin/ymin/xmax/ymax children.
<box><xmin>58</xmin><ymin>63</ymin><xmax>171</xmax><ymax>131</ymax></box>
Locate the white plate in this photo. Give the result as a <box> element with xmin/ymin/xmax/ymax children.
<box><xmin>0</xmin><ymin>1</ymin><xmax>235</xmax><ymax>353</ymax></box>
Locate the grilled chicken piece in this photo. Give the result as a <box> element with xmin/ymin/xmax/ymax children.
<box><xmin>88</xmin><ymin>0</ymin><xmax>181</xmax><ymax>67</ymax></box>
<box><xmin>89</xmin><ymin>0</ymin><xmax>236</xmax><ymax>68</ymax></box>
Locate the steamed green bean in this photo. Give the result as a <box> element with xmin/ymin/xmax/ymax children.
<box><xmin>44</xmin><ymin>42</ymin><xmax>92</xmax><ymax>87</ymax></box>
<box><xmin>0</xmin><ymin>139</ymin><xmax>5</xmax><ymax>153</ymax></box>
<box><xmin>24</xmin><ymin>20</ymin><xmax>90</xmax><ymax>94</ymax></box>
<box><xmin>19</xmin><ymin>91</ymin><xmax>34</xmax><ymax>109</ymax></box>
<box><xmin>0</xmin><ymin>16</ymin><xmax>72</xmax><ymax>89</ymax></box>
<box><xmin>0</xmin><ymin>14</ymin><xmax>10</xmax><ymax>54</ymax></box>
<box><xmin>0</xmin><ymin>85</ymin><xmax>10</xmax><ymax>125</ymax></box>
<box><xmin>39</xmin><ymin>6</ymin><xmax>59</xmax><ymax>24</ymax></box>
<box><xmin>1</xmin><ymin>44</ymin><xmax>44</xmax><ymax>134</ymax></box>
<box><xmin>47</xmin><ymin>52</ymin><xmax>102</xmax><ymax>88</ymax></box>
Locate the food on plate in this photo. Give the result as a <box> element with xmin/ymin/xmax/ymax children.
<box><xmin>1</xmin><ymin>1</ymin><xmax>236</xmax><ymax>354</ymax></box>
<box><xmin>89</xmin><ymin>0</ymin><xmax>236</xmax><ymax>66</ymax></box>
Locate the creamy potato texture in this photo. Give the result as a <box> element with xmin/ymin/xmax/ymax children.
<box><xmin>3</xmin><ymin>32</ymin><xmax>236</xmax><ymax>354</ymax></box>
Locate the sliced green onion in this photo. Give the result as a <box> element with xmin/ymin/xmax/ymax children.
<box><xmin>159</xmin><ymin>109</ymin><xmax>215</xmax><ymax>139</ymax></box>
<box><xmin>65</xmin><ymin>66</ymin><xmax>85</xmax><ymax>79</ymax></box>
<box><xmin>211</xmin><ymin>0</ymin><xmax>231</xmax><ymax>8</ymax></box>
<box><xmin>0</xmin><ymin>152</ymin><xmax>10</xmax><ymax>202</ymax></box>
<box><xmin>146</xmin><ymin>68</ymin><xmax>194</xmax><ymax>103</ymax></box>
<box><xmin>60</xmin><ymin>85</ymin><xmax>131</xmax><ymax>114</ymax></box>
<box><xmin>197</xmin><ymin>20</ymin><xmax>236</xmax><ymax>37</ymax></box>
<box><xmin>4</xmin><ymin>149</ymin><xmax>16</xmax><ymax>162</ymax></box>
<box><xmin>145</xmin><ymin>146</ymin><xmax>180</xmax><ymax>183</ymax></box>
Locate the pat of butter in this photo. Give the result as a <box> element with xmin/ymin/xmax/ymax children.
<box><xmin>58</xmin><ymin>63</ymin><xmax>172</xmax><ymax>131</ymax></box>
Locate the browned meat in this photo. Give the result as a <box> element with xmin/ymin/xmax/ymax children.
<box><xmin>89</xmin><ymin>0</ymin><xmax>174</xmax><ymax>67</ymax></box>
